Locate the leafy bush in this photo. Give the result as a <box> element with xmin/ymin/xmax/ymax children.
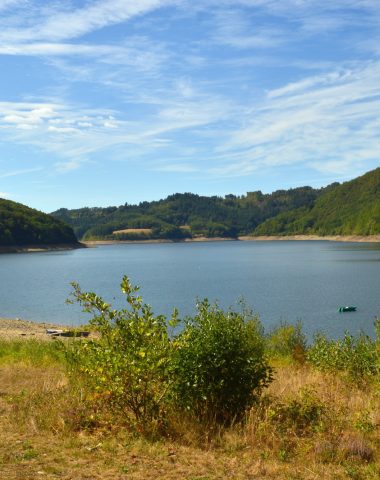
<box><xmin>171</xmin><ymin>300</ymin><xmax>273</xmax><ymax>425</ymax></box>
<box><xmin>0</xmin><ymin>339</ymin><xmax>64</xmax><ymax>366</ymax></box>
<box><xmin>66</xmin><ymin>278</ymin><xmax>274</xmax><ymax>430</ymax></box>
<box><xmin>266</xmin><ymin>321</ymin><xmax>307</xmax><ymax>363</ymax></box>
<box><xmin>307</xmin><ymin>326</ymin><xmax>380</xmax><ymax>382</ymax></box>
<box><xmin>266</xmin><ymin>388</ymin><xmax>327</xmax><ymax>435</ymax></box>
<box><xmin>66</xmin><ymin>276</ymin><xmax>177</xmax><ymax>428</ymax></box>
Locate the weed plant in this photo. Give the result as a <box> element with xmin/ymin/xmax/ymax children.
<box><xmin>172</xmin><ymin>299</ymin><xmax>272</xmax><ymax>426</ymax></box>
<box><xmin>1</xmin><ymin>306</ymin><xmax>379</xmax><ymax>479</ymax></box>
<box><xmin>266</xmin><ymin>321</ymin><xmax>307</xmax><ymax>364</ymax></box>
<box><xmin>65</xmin><ymin>276</ymin><xmax>176</xmax><ymax>430</ymax></box>
<box><xmin>0</xmin><ymin>338</ymin><xmax>64</xmax><ymax>366</ymax></box>
<box><xmin>65</xmin><ymin>277</ymin><xmax>273</xmax><ymax>432</ymax></box>
<box><xmin>307</xmin><ymin>321</ymin><xmax>380</xmax><ymax>383</ymax></box>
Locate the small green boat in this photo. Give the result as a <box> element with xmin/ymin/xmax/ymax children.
<box><xmin>338</xmin><ymin>306</ymin><xmax>357</xmax><ymax>312</ymax></box>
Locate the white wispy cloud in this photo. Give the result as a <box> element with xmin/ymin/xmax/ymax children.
<box><xmin>54</xmin><ymin>160</ymin><xmax>83</xmax><ymax>173</ymax></box>
<box><xmin>0</xmin><ymin>89</ymin><xmax>233</xmax><ymax>175</ymax></box>
<box><xmin>0</xmin><ymin>0</ymin><xmax>379</xmax><ymax>191</ymax></box>
<box><xmin>3</xmin><ymin>56</ymin><xmax>374</xmax><ymax>182</ymax></box>
<box><xmin>0</xmin><ymin>0</ymin><xmax>175</xmax><ymax>43</ymax></box>
<box><xmin>267</xmin><ymin>71</ymin><xmax>347</xmax><ymax>99</ymax></box>
<box><xmin>0</xmin><ymin>166</ymin><xmax>43</xmax><ymax>179</ymax></box>
<box><xmin>212</xmin><ymin>8</ymin><xmax>284</xmax><ymax>49</ymax></box>
<box><xmin>0</xmin><ymin>42</ymin><xmax>111</xmax><ymax>56</ymax></box>
<box><xmin>205</xmin><ymin>0</ymin><xmax>380</xmax><ymax>54</ymax></box>
<box><xmin>218</xmin><ymin>60</ymin><xmax>380</xmax><ymax>177</ymax></box>
<box><xmin>0</xmin><ymin>0</ymin><xmax>23</xmax><ymax>11</ymax></box>
<box><xmin>152</xmin><ymin>163</ymin><xmax>199</xmax><ymax>173</ymax></box>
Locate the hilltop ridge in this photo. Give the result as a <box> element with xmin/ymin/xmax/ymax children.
<box><xmin>51</xmin><ymin>168</ymin><xmax>380</xmax><ymax>241</ymax></box>
<box><xmin>254</xmin><ymin>167</ymin><xmax>380</xmax><ymax>236</ymax></box>
<box><xmin>0</xmin><ymin>198</ymin><xmax>78</xmax><ymax>248</ymax></box>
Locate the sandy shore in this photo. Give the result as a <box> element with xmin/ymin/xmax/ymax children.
<box><xmin>84</xmin><ymin>235</ymin><xmax>380</xmax><ymax>246</ymax></box>
<box><xmin>0</xmin><ymin>243</ymin><xmax>86</xmax><ymax>254</ymax></box>
<box><xmin>83</xmin><ymin>237</ymin><xmax>237</xmax><ymax>246</ymax></box>
<box><xmin>239</xmin><ymin>235</ymin><xmax>380</xmax><ymax>243</ymax></box>
<box><xmin>0</xmin><ymin>317</ymin><xmax>69</xmax><ymax>340</ymax></box>
<box><xmin>2</xmin><ymin>236</ymin><xmax>379</xmax><ymax>252</ymax></box>
<box><xmin>84</xmin><ymin>239</ymin><xmax>176</xmax><ymax>246</ymax></box>
<box><xmin>0</xmin><ymin>317</ymin><xmax>96</xmax><ymax>341</ymax></box>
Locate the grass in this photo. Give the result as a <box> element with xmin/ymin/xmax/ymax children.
<box><xmin>112</xmin><ymin>228</ymin><xmax>153</xmax><ymax>235</ymax></box>
<box><xmin>0</xmin><ymin>338</ymin><xmax>379</xmax><ymax>479</ymax></box>
<box><xmin>0</xmin><ymin>338</ymin><xmax>65</xmax><ymax>366</ymax></box>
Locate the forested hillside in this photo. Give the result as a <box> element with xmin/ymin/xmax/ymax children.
<box><xmin>51</xmin><ymin>168</ymin><xmax>380</xmax><ymax>240</ymax></box>
<box><xmin>0</xmin><ymin>198</ymin><xmax>78</xmax><ymax>246</ymax></box>
<box><xmin>254</xmin><ymin>168</ymin><xmax>380</xmax><ymax>236</ymax></box>
<box><xmin>52</xmin><ymin>187</ymin><xmax>322</xmax><ymax>240</ymax></box>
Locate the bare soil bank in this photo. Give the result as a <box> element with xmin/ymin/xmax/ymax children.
<box><xmin>83</xmin><ymin>237</ymin><xmax>236</xmax><ymax>246</ymax></box>
<box><xmin>0</xmin><ymin>243</ymin><xmax>86</xmax><ymax>254</ymax></box>
<box><xmin>84</xmin><ymin>235</ymin><xmax>380</xmax><ymax>246</ymax></box>
<box><xmin>239</xmin><ymin>234</ymin><xmax>380</xmax><ymax>243</ymax></box>
<box><xmin>0</xmin><ymin>317</ymin><xmax>66</xmax><ymax>340</ymax></box>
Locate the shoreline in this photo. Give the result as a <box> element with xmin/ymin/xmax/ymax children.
<box><xmin>239</xmin><ymin>234</ymin><xmax>380</xmax><ymax>243</ymax></box>
<box><xmin>0</xmin><ymin>236</ymin><xmax>378</xmax><ymax>254</ymax></box>
<box><xmin>0</xmin><ymin>242</ymin><xmax>86</xmax><ymax>254</ymax></box>
<box><xmin>83</xmin><ymin>236</ymin><xmax>236</xmax><ymax>246</ymax></box>
<box><xmin>83</xmin><ymin>234</ymin><xmax>380</xmax><ymax>246</ymax></box>
<box><xmin>0</xmin><ymin>317</ymin><xmax>95</xmax><ymax>340</ymax></box>
<box><xmin>0</xmin><ymin>317</ymin><xmax>66</xmax><ymax>340</ymax></box>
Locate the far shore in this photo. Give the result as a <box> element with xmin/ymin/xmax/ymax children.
<box><xmin>239</xmin><ymin>234</ymin><xmax>380</xmax><ymax>243</ymax></box>
<box><xmin>83</xmin><ymin>236</ymin><xmax>236</xmax><ymax>246</ymax></box>
<box><xmin>1</xmin><ymin>235</ymin><xmax>379</xmax><ymax>254</ymax></box>
<box><xmin>0</xmin><ymin>242</ymin><xmax>86</xmax><ymax>254</ymax></box>
<box><xmin>83</xmin><ymin>234</ymin><xmax>380</xmax><ymax>246</ymax></box>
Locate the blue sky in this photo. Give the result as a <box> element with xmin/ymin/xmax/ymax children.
<box><xmin>0</xmin><ymin>0</ymin><xmax>379</xmax><ymax>212</ymax></box>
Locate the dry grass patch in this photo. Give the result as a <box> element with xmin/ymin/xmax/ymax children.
<box><xmin>0</xmin><ymin>349</ymin><xmax>379</xmax><ymax>479</ymax></box>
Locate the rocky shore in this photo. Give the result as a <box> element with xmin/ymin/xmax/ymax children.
<box><xmin>239</xmin><ymin>234</ymin><xmax>380</xmax><ymax>243</ymax></box>
<box><xmin>0</xmin><ymin>243</ymin><xmax>86</xmax><ymax>254</ymax></box>
<box><xmin>84</xmin><ymin>235</ymin><xmax>380</xmax><ymax>246</ymax></box>
<box><xmin>0</xmin><ymin>317</ymin><xmax>67</xmax><ymax>340</ymax></box>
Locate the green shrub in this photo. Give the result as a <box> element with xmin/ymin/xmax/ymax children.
<box><xmin>66</xmin><ymin>276</ymin><xmax>177</xmax><ymax>429</ymax></box>
<box><xmin>307</xmin><ymin>328</ymin><xmax>380</xmax><ymax>383</ymax></box>
<box><xmin>0</xmin><ymin>339</ymin><xmax>64</xmax><ymax>366</ymax></box>
<box><xmin>266</xmin><ymin>321</ymin><xmax>307</xmax><ymax>362</ymax></box>
<box><xmin>171</xmin><ymin>300</ymin><xmax>273</xmax><ymax>426</ymax></box>
<box><xmin>66</xmin><ymin>278</ymin><xmax>274</xmax><ymax>431</ymax></box>
<box><xmin>266</xmin><ymin>388</ymin><xmax>327</xmax><ymax>435</ymax></box>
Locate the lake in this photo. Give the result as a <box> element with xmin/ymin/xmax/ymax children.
<box><xmin>1</xmin><ymin>241</ymin><xmax>380</xmax><ymax>339</ymax></box>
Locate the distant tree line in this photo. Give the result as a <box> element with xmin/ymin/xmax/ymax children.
<box><xmin>255</xmin><ymin>168</ymin><xmax>380</xmax><ymax>236</ymax></box>
<box><xmin>52</xmin><ymin>186</ymin><xmax>323</xmax><ymax>240</ymax></box>
<box><xmin>0</xmin><ymin>199</ymin><xmax>77</xmax><ymax>246</ymax></box>
<box><xmin>2</xmin><ymin>167</ymin><xmax>378</xmax><ymax>247</ymax></box>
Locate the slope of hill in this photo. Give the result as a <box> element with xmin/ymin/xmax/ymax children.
<box><xmin>254</xmin><ymin>168</ymin><xmax>380</xmax><ymax>236</ymax></box>
<box><xmin>52</xmin><ymin>187</ymin><xmax>322</xmax><ymax>240</ymax></box>
<box><xmin>0</xmin><ymin>198</ymin><xmax>78</xmax><ymax>246</ymax></box>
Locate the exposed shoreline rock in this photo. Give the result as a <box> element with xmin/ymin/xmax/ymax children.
<box><xmin>0</xmin><ymin>317</ymin><xmax>66</xmax><ymax>340</ymax></box>
<box><xmin>0</xmin><ymin>242</ymin><xmax>86</xmax><ymax>254</ymax></box>
<box><xmin>83</xmin><ymin>235</ymin><xmax>380</xmax><ymax>246</ymax></box>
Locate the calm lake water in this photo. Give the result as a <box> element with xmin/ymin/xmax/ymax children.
<box><xmin>1</xmin><ymin>241</ymin><xmax>380</xmax><ymax>339</ymax></box>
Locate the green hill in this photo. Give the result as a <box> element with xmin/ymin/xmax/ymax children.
<box><xmin>0</xmin><ymin>198</ymin><xmax>78</xmax><ymax>246</ymax></box>
<box><xmin>51</xmin><ymin>168</ymin><xmax>380</xmax><ymax>240</ymax></box>
<box><xmin>254</xmin><ymin>168</ymin><xmax>380</xmax><ymax>236</ymax></box>
<box><xmin>52</xmin><ymin>187</ymin><xmax>322</xmax><ymax>241</ymax></box>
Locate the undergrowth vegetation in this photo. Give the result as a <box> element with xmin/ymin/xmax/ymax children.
<box><xmin>307</xmin><ymin>323</ymin><xmax>380</xmax><ymax>383</ymax></box>
<box><xmin>1</xmin><ymin>277</ymin><xmax>379</xmax><ymax>479</ymax></box>
<box><xmin>65</xmin><ymin>277</ymin><xmax>273</xmax><ymax>432</ymax></box>
<box><xmin>0</xmin><ymin>338</ymin><xmax>64</xmax><ymax>365</ymax></box>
